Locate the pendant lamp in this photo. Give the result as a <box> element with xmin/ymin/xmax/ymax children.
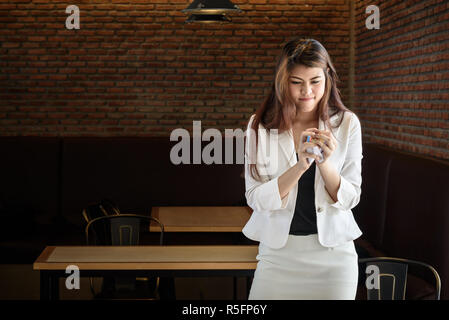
<box><xmin>182</xmin><ymin>0</ymin><xmax>242</xmax><ymax>23</ymax></box>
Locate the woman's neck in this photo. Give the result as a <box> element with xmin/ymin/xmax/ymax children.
<box><xmin>294</xmin><ymin>110</ymin><xmax>319</xmax><ymax>126</ymax></box>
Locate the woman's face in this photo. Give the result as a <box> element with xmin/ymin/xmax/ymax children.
<box><xmin>288</xmin><ymin>64</ymin><xmax>326</xmax><ymax>114</ymax></box>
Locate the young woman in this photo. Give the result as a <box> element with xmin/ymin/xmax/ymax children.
<box><xmin>243</xmin><ymin>37</ymin><xmax>363</xmax><ymax>300</ymax></box>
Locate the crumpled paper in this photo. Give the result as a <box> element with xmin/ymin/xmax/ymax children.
<box><xmin>306</xmin><ymin>145</ymin><xmax>324</xmax><ymax>164</ymax></box>
<box><xmin>305</xmin><ymin>136</ymin><xmax>324</xmax><ymax>164</ymax></box>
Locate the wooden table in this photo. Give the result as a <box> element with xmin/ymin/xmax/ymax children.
<box><xmin>148</xmin><ymin>206</ymin><xmax>253</xmax><ymax>300</ymax></box>
<box><xmin>150</xmin><ymin>206</ymin><xmax>252</xmax><ymax>232</ymax></box>
<box><xmin>34</xmin><ymin>245</ymin><xmax>258</xmax><ymax>300</ymax></box>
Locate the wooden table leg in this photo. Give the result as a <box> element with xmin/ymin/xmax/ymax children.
<box><xmin>246</xmin><ymin>276</ymin><xmax>252</xmax><ymax>299</ymax></box>
<box><xmin>40</xmin><ymin>271</ymin><xmax>60</xmax><ymax>300</ymax></box>
<box><xmin>233</xmin><ymin>277</ymin><xmax>237</xmax><ymax>300</ymax></box>
<box><xmin>40</xmin><ymin>271</ymin><xmax>50</xmax><ymax>300</ymax></box>
<box><xmin>50</xmin><ymin>273</ymin><xmax>59</xmax><ymax>300</ymax></box>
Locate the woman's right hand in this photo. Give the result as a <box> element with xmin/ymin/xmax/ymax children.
<box><xmin>296</xmin><ymin>128</ymin><xmax>321</xmax><ymax>173</ymax></box>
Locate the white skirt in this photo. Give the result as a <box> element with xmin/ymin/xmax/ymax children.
<box><xmin>249</xmin><ymin>234</ymin><xmax>359</xmax><ymax>300</ymax></box>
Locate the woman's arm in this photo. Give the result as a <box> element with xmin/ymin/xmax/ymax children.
<box><xmin>244</xmin><ymin>116</ymin><xmax>287</xmax><ymax>212</ymax></box>
<box><xmin>245</xmin><ymin>116</ymin><xmax>322</xmax><ymax>212</ymax></box>
<box><xmin>317</xmin><ymin>162</ymin><xmax>341</xmax><ymax>203</ymax></box>
<box><xmin>245</xmin><ymin>115</ymin><xmax>309</xmax><ymax>212</ymax></box>
<box><xmin>277</xmin><ymin>162</ymin><xmax>306</xmax><ymax>200</ymax></box>
<box><xmin>321</xmin><ymin>113</ymin><xmax>363</xmax><ymax>210</ymax></box>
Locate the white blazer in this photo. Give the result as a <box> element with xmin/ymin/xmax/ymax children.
<box><xmin>242</xmin><ymin>111</ymin><xmax>363</xmax><ymax>249</ymax></box>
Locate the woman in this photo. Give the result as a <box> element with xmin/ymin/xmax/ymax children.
<box><xmin>243</xmin><ymin>37</ymin><xmax>363</xmax><ymax>300</ymax></box>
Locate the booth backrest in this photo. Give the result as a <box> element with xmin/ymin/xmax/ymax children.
<box><xmin>0</xmin><ymin>137</ymin><xmax>60</xmax><ymax>226</ymax></box>
<box><xmin>354</xmin><ymin>145</ymin><xmax>392</xmax><ymax>249</ymax></box>
<box><xmin>353</xmin><ymin>144</ymin><xmax>449</xmax><ymax>299</ymax></box>
<box><xmin>61</xmin><ymin>137</ymin><xmax>246</xmax><ymax>227</ymax></box>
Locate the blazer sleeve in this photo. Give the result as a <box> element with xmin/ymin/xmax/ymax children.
<box><xmin>324</xmin><ymin>112</ymin><xmax>363</xmax><ymax>211</ymax></box>
<box><xmin>244</xmin><ymin>115</ymin><xmax>289</xmax><ymax>212</ymax></box>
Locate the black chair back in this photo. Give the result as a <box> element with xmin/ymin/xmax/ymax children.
<box><xmin>84</xmin><ymin>214</ymin><xmax>164</xmax><ymax>299</ymax></box>
<box><xmin>359</xmin><ymin>257</ymin><xmax>441</xmax><ymax>300</ymax></box>
<box><xmin>85</xmin><ymin>214</ymin><xmax>164</xmax><ymax>246</ymax></box>
<box><xmin>82</xmin><ymin>199</ymin><xmax>121</xmax><ymax>224</ymax></box>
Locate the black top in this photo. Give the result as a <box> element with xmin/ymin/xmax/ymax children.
<box><xmin>289</xmin><ymin>153</ymin><xmax>318</xmax><ymax>235</ymax></box>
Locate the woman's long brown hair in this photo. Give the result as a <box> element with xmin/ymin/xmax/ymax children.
<box><xmin>249</xmin><ymin>37</ymin><xmax>351</xmax><ymax>181</ymax></box>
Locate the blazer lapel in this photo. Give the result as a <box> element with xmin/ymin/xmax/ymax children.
<box><xmin>320</xmin><ymin>112</ymin><xmax>342</xmax><ymax>132</ymax></box>
<box><xmin>278</xmin><ymin>112</ymin><xmax>342</xmax><ymax>168</ymax></box>
<box><xmin>278</xmin><ymin>129</ymin><xmax>296</xmax><ymax>166</ymax></box>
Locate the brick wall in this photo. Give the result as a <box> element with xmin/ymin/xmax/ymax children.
<box><xmin>0</xmin><ymin>0</ymin><xmax>351</xmax><ymax>137</ymax></box>
<box><xmin>354</xmin><ymin>0</ymin><xmax>449</xmax><ymax>160</ymax></box>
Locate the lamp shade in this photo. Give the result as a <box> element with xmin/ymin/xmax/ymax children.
<box><xmin>182</xmin><ymin>0</ymin><xmax>242</xmax><ymax>15</ymax></box>
<box><xmin>185</xmin><ymin>14</ymin><xmax>232</xmax><ymax>23</ymax></box>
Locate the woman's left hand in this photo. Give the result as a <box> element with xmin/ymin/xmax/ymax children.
<box><xmin>310</xmin><ymin>129</ymin><xmax>338</xmax><ymax>166</ymax></box>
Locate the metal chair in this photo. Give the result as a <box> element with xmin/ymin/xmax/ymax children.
<box><xmin>82</xmin><ymin>198</ymin><xmax>120</xmax><ymax>224</ymax></box>
<box><xmin>358</xmin><ymin>257</ymin><xmax>441</xmax><ymax>300</ymax></box>
<box><xmin>85</xmin><ymin>214</ymin><xmax>164</xmax><ymax>299</ymax></box>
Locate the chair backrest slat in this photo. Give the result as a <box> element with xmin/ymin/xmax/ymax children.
<box><xmin>359</xmin><ymin>257</ymin><xmax>441</xmax><ymax>300</ymax></box>
<box><xmin>85</xmin><ymin>214</ymin><xmax>164</xmax><ymax>246</ymax></box>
